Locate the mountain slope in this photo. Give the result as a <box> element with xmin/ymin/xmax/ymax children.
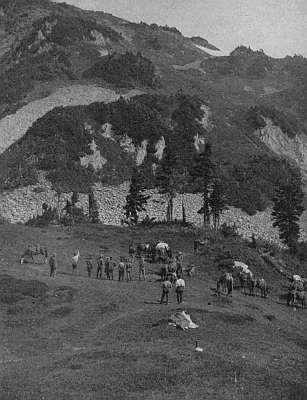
<box><xmin>0</xmin><ymin>0</ymin><xmax>307</xmax><ymax>222</ymax></box>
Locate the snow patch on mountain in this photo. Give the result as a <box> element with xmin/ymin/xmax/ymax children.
<box><xmin>194</xmin><ymin>44</ymin><xmax>230</xmax><ymax>57</ymax></box>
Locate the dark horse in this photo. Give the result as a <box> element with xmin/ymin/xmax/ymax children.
<box><xmin>194</xmin><ymin>239</ymin><xmax>208</xmax><ymax>255</ymax></box>
<box><xmin>156</xmin><ymin>246</ymin><xmax>172</xmax><ymax>263</ymax></box>
<box><xmin>137</xmin><ymin>243</ymin><xmax>150</xmax><ymax>258</ymax></box>
<box><xmin>128</xmin><ymin>244</ymin><xmax>137</xmax><ymax>258</ymax></box>
<box><xmin>287</xmin><ymin>290</ymin><xmax>306</xmax><ymax>308</ymax></box>
<box><xmin>21</xmin><ymin>245</ymin><xmax>48</xmax><ymax>264</ymax></box>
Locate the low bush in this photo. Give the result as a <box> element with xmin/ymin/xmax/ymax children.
<box><xmin>50</xmin><ymin>306</ymin><xmax>74</xmax><ymax>318</ymax></box>
<box><xmin>0</xmin><ymin>275</ymin><xmax>49</xmax><ymax>304</ymax></box>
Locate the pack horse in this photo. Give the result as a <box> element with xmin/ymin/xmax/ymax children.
<box><xmin>21</xmin><ymin>244</ymin><xmax>48</xmax><ymax>264</ymax></box>
<box><xmin>194</xmin><ymin>239</ymin><xmax>208</xmax><ymax>255</ymax></box>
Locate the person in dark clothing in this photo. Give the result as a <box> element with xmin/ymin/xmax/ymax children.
<box><xmin>160</xmin><ymin>277</ymin><xmax>172</xmax><ymax>305</ymax></box>
<box><xmin>139</xmin><ymin>257</ymin><xmax>146</xmax><ymax>281</ymax></box>
<box><xmin>87</xmin><ymin>256</ymin><xmax>93</xmax><ymax>278</ymax></box>
<box><xmin>96</xmin><ymin>254</ymin><xmax>104</xmax><ymax>279</ymax></box>
<box><xmin>176</xmin><ymin>252</ymin><xmax>183</xmax><ymax>270</ymax></box>
<box><xmin>105</xmin><ymin>257</ymin><xmax>110</xmax><ymax>279</ymax></box>
<box><xmin>49</xmin><ymin>253</ymin><xmax>57</xmax><ymax>277</ymax></box>
<box><xmin>125</xmin><ymin>259</ymin><xmax>133</xmax><ymax>282</ymax></box>
<box><xmin>176</xmin><ymin>264</ymin><xmax>183</xmax><ymax>277</ymax></box>
<box><xmin>107</xmin><ymin>257</ymin><xmax>115</xmax><ymax>280</ymax></box>
<box><xmin>160</xmin><ymin>263</ymin><xmax>167</xmax><ymax>281</ymax></box>
<box><xmin>118</xmin><ymin>257</ymin><xmax>125</xmax><ymax>281</ymax></box>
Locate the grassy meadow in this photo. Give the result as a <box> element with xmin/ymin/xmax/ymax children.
<box><xmin>0</xmin><ymin>220</ymin><xmax>306</xmax><ymax>399</ymax></box>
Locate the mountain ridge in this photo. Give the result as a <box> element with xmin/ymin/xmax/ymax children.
<box><xmin>0</xmin><ymin>0</ymin><xmax>307</xmax><ymax>225</ymax></box>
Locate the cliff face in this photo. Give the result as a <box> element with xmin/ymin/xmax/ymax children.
<box><xmin>0</xmin><ymin>173</ymin><xmax>285</xmax><ymax>245</ymax></box>
<box><xmin>255</xmin><ymin>118</ymin><xmax>307</xmax><ymax>183</ymax></box>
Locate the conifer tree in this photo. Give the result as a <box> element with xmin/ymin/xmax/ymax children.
<box><xmin>190</xmin><ymin>143</ymin><xmax>216</xmax><ymax>225</ymax></box>
<box><xmin>209</xmin><ymin>180</ymin><xmax>228</xmax><ymax>230</ymax></box>
<box><xmin>155</xmin><ymin>141</ymin><xmax>177</xmax><ymax>222</ymax></box>
<box><xmin>89</xmin><ymin>189</ymin><xmax>100</xmax><ymax>223</ymax></box>
<box><xmin>272</xmin><ymin>176</ymin><xmax>305</xmax><ymax>253</ymax></box>
<box><xmin>124</xmin><ymin>167</ymin><xmax>150</xmax><ymax>225</ymax></box>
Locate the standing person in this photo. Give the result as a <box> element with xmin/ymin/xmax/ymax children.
<box><xmin>118</xmin><ymin>257</ymin><xmax>125</xmax><ymax>281</ymax></box>
<box><xmin>139</xmin><ymin>257</ymin><xmax>146</xmax><ymax>281</ymax></box>
<box><xmin>87</xmin><ymin>256</ymin><xmax>93</xmax><ymax>278</ymax></box>
<box><xmin>160</xmin><ymin>263</ymin><xmax>167</xmax><ymax>281</ymax></box>
<box><xmin>96</xmin><ymin>254</ymin><xmax>104</xmax><ymax>279</ymax></box>
<box><xmin>175</xmin><ymin>275</ymin><xmax>185</xmax><ymax>304</ymax></box>
<box><xmin>49</xmin><ymin>253</ymin><xmax>57</xmax><ymax>277</ymax></box>
<box><xmin>160</xmin><ymin>276</ymin><xmax>172</xmax><ymax>305</ymax></box>
<box><xmin>71</xmin><ymin>250</ymin><xmax>80</xmax><ymax>276</ymax></box>
<box><xmin>107</xmin><ymin>256</ymin><xmax>115</xmax><ymax>280</ymax></box>
<box><xmin>176</xmin><ymin>251</ymin><xmax>183</xmax><ymax>269</ymax></box>
<box><xmin>125</xmin><ymin>258</ymin><xmax>133</xmax><ymax>282</ymax></box>
<box><xmin>176</xmin><ymin>262</ymin><xmax>183</xmax><ymax>277</ymax></box>
<box><xmin>105</xmin><ymin>256</ymin><xmax>110</xmax><ymax>279</ymax></box>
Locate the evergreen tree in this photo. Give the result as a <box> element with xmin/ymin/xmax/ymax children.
<box><xmin>182</xmin><ymin>200</ymin><xmax>187</xmax><ymax>224</ymax></box>
<box><xmin>209</xmin><ymin>180</ymin><xmax>228</xmax><ymax>230</ymax></box>
<box><xmin>89</xmin><ymin>189</ymin><xmax>100</xmax><ymax>223</ymax></box>
<box><xmin>190</xmin><ymin>143</ymin><xmax>216</xmax><ymax>225</ymax></box>
<box><xmin>124</xmin><ymin>167</ymin><xmax>150</xmax><ymax>225</ymax></box>
<box><xmin>272</xmin><ymin>177</ymin><xmax>305</xmax><ymax>252</ymax></box>
<box><xmin>155</xmin><ymin>141</ymin><xmax>177</xmax><ymax>222</ymax></box>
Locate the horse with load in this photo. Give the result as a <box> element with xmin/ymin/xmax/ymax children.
<box><xmin>21</xmin><ymin>244</ymin><xmax>48</xmax><ymax>264</ymax></box>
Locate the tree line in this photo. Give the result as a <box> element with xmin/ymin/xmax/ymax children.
<box><xmin>2</xmin><ymin>89</ymin><xmax>306</xmax><ymax>251</ymax></box>
<box><xmin>125</xmin><ymin>143</ymin><xmax>305</xmax><ymax>254</ymax></box>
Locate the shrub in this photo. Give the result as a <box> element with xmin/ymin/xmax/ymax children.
<box><xmin>82</xmin><ymin>51</ymin><xmax>160</xmax><ymax>88</ymax></box>
<box><xmin>219</xmin><ymin>223</ymin><xmax>238</xmax><ymax>238</ymax></box>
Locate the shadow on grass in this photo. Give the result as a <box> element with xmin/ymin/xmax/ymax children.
<box><xmin>144</xmin><ymin>300</ymin><xmax>162</xmax><ymax>305</ymax></box>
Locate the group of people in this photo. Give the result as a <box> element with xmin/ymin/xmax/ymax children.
<box><xmin>160</xmin><ymin>275</ymin><xmax>186</xmax><ymax>305</ymax></box>
<box><xmin>48</xmin><ymin>248</ymin><xmax>188</xmax><ymax>305</ymax></box>
<box><xmin>159</xmin><ymin>251</ymin><xmax>187</xmax><ymax>304</ymax></box>
<box><xmin>49</xmin><ymin>251</ymin><xmax>147</xmax><ymax>282</ymax></box>
<box><xmin>81</xmin><ymin>252</ymin><xmax>146</xmax><ymax>282</ymax></box>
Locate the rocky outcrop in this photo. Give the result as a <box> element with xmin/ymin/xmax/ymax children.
<box><xmin>80</xmin><ymin>140</ymin><xmax>107</xmax><ymax>170</ymax></box>
<box><xmin>0</xmin><ymin>177</ymin><xmax>294</xmax><ymax>246</ymax></box>
<box><xmin>255</xmin><ymin>118</ymin><xmax>307</xmax><ymax>183</ymax></box>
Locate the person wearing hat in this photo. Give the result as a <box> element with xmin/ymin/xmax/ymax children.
<box><xmin>160</xmin><ymin>275</ymin><xmax>172</xmax><ymax>305</ymax></box>
<box><xmin>175</xmin><ymin>275</ymin><xmax>185</xmax><ymax>304</ymax></box>
<box><xmin>176</xmin><ymin>251</ymin><xmax>183</xmax><ymax>267</ymax></box>
<box><xmin>106</xmin><ymin>256</ymin><xmax>115</xmax><ymax>280</ymax></box>
<box><xmin>187</xmin><ymin>264</ymin><xmax>195</xmax><ymax>278</ymax></box>
<box><xmin>118</xmin><ymin>256</ymin><xmax>125</xmax><ymax>281</ymax></box>
<box><xmin>105</xmin><ymin>256</ymin><xmax>110</xmax><ymax>278</ymax></box>
<box><xmin>96</xmin><ymin>254</ymin><xmax>104</xmax><ymax>279</ymax></box>
<box><xmin>86</xmin><ymin>256</ymin><xmax>93</xmax><ymax>278</ymax></box>
<box><xmin>125</xmin><ymin>258</ymin><xmax>133</xmax><ymax>282</ymax></box>
<box><xmin>139</xmin><ymin>257</ymin><xmax>146</xmax><ymax>281</ymax></box>
<box><xmin>175</xmin><ymin>251</ymin><xmax>183</xmax><ymax>276</ymax></box>
<box><xmin>49</xmin><ymin>253</ymin><xmax>57</xmax><ymax>277</ymax></box>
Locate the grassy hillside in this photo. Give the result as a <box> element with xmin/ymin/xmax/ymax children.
<box><xmin>0</xmin><ymin>221</ymin><xmax>306</xmax><ymax>399</ymax></box>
